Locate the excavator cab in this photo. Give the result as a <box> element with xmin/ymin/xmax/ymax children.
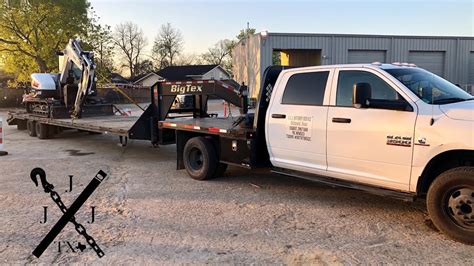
<box><xmin>23</xmin><ymin>39</ymin><xmax>112</xmax><ymax>118</ymax></box>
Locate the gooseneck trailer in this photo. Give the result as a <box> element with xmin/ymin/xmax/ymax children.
<box><xmin>8</xmin><ymin>78</ymin><xmax>250</xmax><ymax>145</ymax></box>
<box><xmin>8</xmin><ymin>64</ymin><xmax>474</xmax><ymax>244</ymax></box>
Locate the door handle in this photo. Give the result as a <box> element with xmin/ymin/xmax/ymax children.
<box><xmin>332</xmin><ymin>117</ymin><xmax>351</xmax><ymax>123</ymax></box>
<box><xmin>271</xmin><ymin>114</ymin><xmax>286</xmax><ymax>119</ymax></box>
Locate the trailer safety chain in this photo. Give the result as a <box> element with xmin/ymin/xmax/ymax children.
<box><xmin>30</xmin><ymin>168</ymin><xmax>105</xmax><ymax>258</ymax></box>
<box><xmin>226</xmin><ymin>101</ymin><xmax>236</xmax><ymax>124</ymax></box>
<box><xmin>226</xmin><ymin>101</ymin><xmax>232</xmax><ymax>118</ymax></box>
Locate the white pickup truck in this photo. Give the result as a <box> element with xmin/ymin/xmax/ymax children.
<box><xmin>163</xmin><ymin>63</ymin><xmax>473</xmax><ymax>244</ymax></box>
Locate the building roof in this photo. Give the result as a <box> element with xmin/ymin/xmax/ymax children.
<box><xmin>110</xmin><ymin>73</ymin><xmax>130</xmax><ymax>84</ymax></box>
<box><xmin>132</xmin><ymin>72</ymin><xmax>163</xmax><ymax>84</ymax></box>
<box><xmin>265</xmin><ymin>32</ymin><xmax>474</xmax><ymax>40</ymax></box>
<box><xmin>156</xmin><ymin>65</ymin><xmax>220</xmax><ymax>81</ymax></box>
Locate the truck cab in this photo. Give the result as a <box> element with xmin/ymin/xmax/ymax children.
<box><xmin>265</xmin><ymin>63</ymin><xmax>473</xmax><ymax>243</ymax></box>
<box><xmin>266</xmin><ymin>63</ymin><xmax>473</xmax><ymax>192</ymax></box>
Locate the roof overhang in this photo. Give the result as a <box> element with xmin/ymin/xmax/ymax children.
<box><xmin>133</xmin><ymin>72</ymin><xmax>163</xmax><ymax>84</ymax></box>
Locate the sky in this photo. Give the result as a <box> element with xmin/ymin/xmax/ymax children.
<box><xmin>89</xmin><ymin>0</ymin><xmax>474</xmax><ymax>56</ymax></box>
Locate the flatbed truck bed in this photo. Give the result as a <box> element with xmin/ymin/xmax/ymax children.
<box><xmin>160</xmin><ymin>117</ymin><xmax>254</xmax><ymax>138</ymax></box>
<box><xmin>8</xmin><ymin>111</ymin><xmax>139</xmax><ymax>137</ymax></box>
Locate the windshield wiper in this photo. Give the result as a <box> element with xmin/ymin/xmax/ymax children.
<box><xmin>432</xmin><ymin>97</ymin><xmax>474</xmax><ymax>104</ymax></box>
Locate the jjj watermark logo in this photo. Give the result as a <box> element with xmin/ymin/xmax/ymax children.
<box><xmin>30</xmin><ymin>168</ymin><xmax>107</xmax><ymax>258</ymax></box>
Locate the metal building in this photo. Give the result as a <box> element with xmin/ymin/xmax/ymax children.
<box><xmin>232</xmin><ymin>32</ymin><xmax>474</xmax><ymax>98</ymax></box>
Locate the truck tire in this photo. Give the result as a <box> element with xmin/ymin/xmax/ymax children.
<box><xmin>17</xmin><ymin>120</ymin><xmax>27</xmax><ymax>130</ymax></box>
<box><xmin>27</xmin><ymin>120</ymin><xmax>37</xmax><ymax>137</ymax></box>
<box><xmin>35</xmin><ymin>123</ymin><xmax>50</xmax><ymax>140</ymax></box>
<box><xmin>183</xmin><ymin>137</ymin><xmax>218</xmax><ymax>180</ymax></box>
<box><xmin>427</xmin><ymin>167</ymin><xmax>474</xmax><ymax>244</ymax></box>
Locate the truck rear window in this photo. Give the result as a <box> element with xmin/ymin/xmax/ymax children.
<box><xmin>281</xmin><ymin>71</ymin><xmax>329</xmax><ymax>106</ymax></box>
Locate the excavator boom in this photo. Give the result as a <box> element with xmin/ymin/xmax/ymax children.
<box><xmin>58</xmin><ymin>39</ymin><xmax>96</xmax><ymax>118</ymax></box>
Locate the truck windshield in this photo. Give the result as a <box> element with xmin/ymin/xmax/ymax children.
<box><xmin>384</xmin><ymin>68</ymin><xmax>473</xmax><ymax>104</ymax></box>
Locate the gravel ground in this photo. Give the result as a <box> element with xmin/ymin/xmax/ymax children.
<box><xmin>0</xmin><ymin>108</ymin><xmax>473</xmax><ymax>264</ymax></box>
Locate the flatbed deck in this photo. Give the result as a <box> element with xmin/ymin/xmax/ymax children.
<box><xmin>160</xmin><ymin>117</ymin><xmax>254</xmax><ymax>138</ymax></box>
<box><xmin>8</xmin><ymin>111</ymin><xmax>140</xmax><ymax>137</ymax></box>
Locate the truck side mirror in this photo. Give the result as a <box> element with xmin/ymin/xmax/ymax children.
<box><xmin>353</xmin><ymin>83</ymin><xmax>372</xmax><ymax>108</ymax></box>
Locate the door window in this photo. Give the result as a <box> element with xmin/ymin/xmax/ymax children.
<box><xmin>282</xmin><ymin>71</ymin><xmax>329</xmax><ymax>106</ymax></box>
<box><xmin>336</xmin><ymin>70</ymin><xmax>401</xmax><ymax>107</ymax></box>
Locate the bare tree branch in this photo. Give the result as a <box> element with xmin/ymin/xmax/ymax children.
<box><xmin>152</xmin><ymin>23</ymin><xmax>183</xmax><ymax>69</ymax></box>
<box><xmin>0</xmin><ymin>37</ymin><xmax>18</xmax><ymax>45</ymax></box>
<box><xmin>113</xmin><ymin>21</ymin><xmax>147</xmax><ymax>78</ymax></box>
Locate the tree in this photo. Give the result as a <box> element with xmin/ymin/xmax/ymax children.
<box><xmin>83</xmin><ymin>22</ymin><xmax>115</xmax><ymax>84</ymax></box>
<box><xmin>236</xmin><ymin>27</ymin><xmax>256</xmax><ymax>41</ymax></box>
<box><xmin>201</xmin><ymin>39</ymin><xmax>233</xmax><ymax>66</ymax></box>
<box><xmin>175</xmin><ymin>53</ymin><xmax>201</xmax><ymax>66</ymax></box>
<box><xmin>133</xmin><ymin>59</ymin><xmax>154</xmax><ymax>76</ymax></box>
<box><xmin>0</xmin><ymin>0</ymin><xmax>91</xmax><ymax>83</ymax></box>
<box><xmin>203</xmin><ymin>27</ymin><xmax>256</xmax><ymax>75</ymax></box>
<box><xmin>152</xmin><ymin>23</ymin><xmax>183</xmax><ymax>69</ymax></box>
<box><xmin>113</xmin><ymin>21</ymin><xmax>147</xmax><ymax>79</ymax></box>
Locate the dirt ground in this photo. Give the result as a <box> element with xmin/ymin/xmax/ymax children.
<box><xmin>0</xmin><ymin>106</ymin><xmax>473</xmax><ymax>264</ymax></box>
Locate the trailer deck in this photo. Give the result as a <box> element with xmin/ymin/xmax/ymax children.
<box><xmin>8</xmin><ymin>111</ymin><xmax>140</xmax><ymax>137</ymax></box>
<box><xmin>160</xmin><ymin>117</ymin><xmax>254</xmax><ymax>138</ymax></box>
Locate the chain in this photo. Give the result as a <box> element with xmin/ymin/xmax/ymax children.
<box><xmin>48</xmin><ymin>189</ymin><xmax>104</xmax><ymax>258</ymax></box>
<box><xmin>227</xmin><ymin>102</ymin><xmax>233</xmax><ymax>118</ymax></box>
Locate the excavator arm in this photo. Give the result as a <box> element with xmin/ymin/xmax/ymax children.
<box><xmin>58</xmin><ymin>39</ymin><xmax>96</xmax><ymax>118</ymax></box>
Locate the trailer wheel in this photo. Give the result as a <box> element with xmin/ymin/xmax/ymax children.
<box><xmin>27</xmin><ymin>120</ymin><xmax>37</xmax><ymax>137</ymax></box>
<box><xmin>35</xmin><ymin>123</ymin><xmax>50</xmax><ymax>139</ymax></box>
<box><xmin>17</xmin><ymin>120</ymin><xmax>27</xmax><ymax>130</ymax></box>
<box><xmin>427</xmin><ymin>167</ymin><xmax>474</xmax><ymax>244</ymax></box>
<box><xmin>183</xmin><ymin>137</ymin><xmax>218</xmax><ymax>180</ymax></box>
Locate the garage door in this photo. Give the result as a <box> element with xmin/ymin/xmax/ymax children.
<box><xmin>469</xmin><ymin>52</ymin><xmax>474</xmax><ymax>84</ymax></box>
<box><xmin>408</xmin><ymin>51</ymin><xmax>445</xmax><ymax>77</ymax></box>
<box><xmin>348</xmin><ymin>50</ymin><xmax>386</xmax><ymax>64</ymax></box>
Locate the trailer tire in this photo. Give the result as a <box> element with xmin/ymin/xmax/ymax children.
<box><xmin>17</xmin><ymin>120</ymin><xmax>27</xmax><ymax>130</ymax></box>
<box><xmin>427</xmin><ymin>167</ymin><xmax>474</xmax><ymax>244</ymax></box>
<box><xmin>183</xmin><ymin>137</ymin><xmax>218</xmax><ymax>180</ymax></box>
<box><xmin>35</xmin><ymin>123</ymin><xmax>50</xmax><ymax>140</ymax></box>
<box><xmin>27</xmin><ymin>120</ymin><xmax>37</xmax><ymax>137</ymax></box>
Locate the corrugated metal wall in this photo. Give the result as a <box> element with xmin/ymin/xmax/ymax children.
<box><xmin>469</xmin><ymin>52</ymin><xmax>474</xmax><ymax>84</ymax></box>
<box><xmin>348</xmin><ymin>50</ymin><xmax>387</xmax><ymax>64</ymax></box>
<box><xmin>408</xmin><ymin>51</ymin><xmax>445</xmax><ymax>76</ymax></box>
<box><xmin>235</xmin><ymin>33</ymin><xmax>474</xmax><ymax>98</ymax></box>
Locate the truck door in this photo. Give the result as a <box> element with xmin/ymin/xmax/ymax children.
<box><xmin>266</xmin><ymin>69</ymin><xmax>333</xmax><ymax>172</ymax></box>
<box><xmin>327</xmin><ymin>69</ymin><xmax>417</xmax><ymax>191</ymax></box>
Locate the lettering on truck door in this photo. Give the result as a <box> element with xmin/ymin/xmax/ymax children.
<box><xmin>326</xmin><ymin>69</ymin><xmax>417</xmax><ymax>191</ymax></box>
<box><xmin>266</xmin><ymin>69</ymin><xmax>333</xmax><ymax>172</ymax></box>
